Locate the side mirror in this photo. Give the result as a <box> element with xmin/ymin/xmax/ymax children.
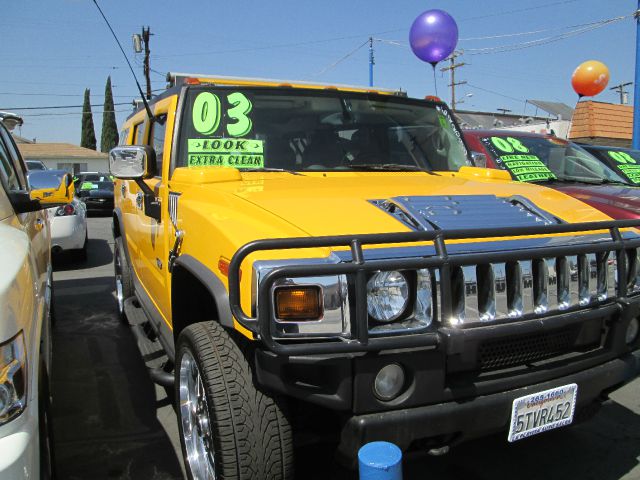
<box><xmin>28</xmin><ymin>172</ymin><xmax>74</xmax><ymax>206</ymax></box>
<box><xmin>470</xmin><ymin>151</ymin><xmax>488</xmax><ymax>168</ymax></box>
<box><xmin>110</xmin><ymin>145</ymin><xmax>161</xmax><ymax>222</ymax></box>
<box><xmin>109</xmin><ymin>145</ymin><xmax>156</xmax><ymax>179</ymax></box>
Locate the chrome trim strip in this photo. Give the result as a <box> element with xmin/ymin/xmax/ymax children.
<box><xmin>506</xmin><ymin>261</ymin><xmax>523</xmax><ymax>318</ymax></box>
<box><xmin>494</xmin><ymin>263</ymin><xmax>509</xmax><ymax>319</ymax></box>
<box><xmin>587</xmin><ymin>253</ymin><xmax>598</xmax><ymax>303</ymax></box>
<box><xmin>557</xmin><ymin>256</ymin><xmax>570</xmax><ymax>310</ymax></box>
<box><xmin>533</xmin><ymin>258</ymin><xmax>549</xmax><ymax>314</ymax></box>
<box><xmin>520</xmin><ymin>260</ymin><xmax>534</xmax><ymax>315</ymax></box>
<box><xmin>546</xmin><ymin>258</ymin><xmax>558</xmax><ymax>311</ymax></box>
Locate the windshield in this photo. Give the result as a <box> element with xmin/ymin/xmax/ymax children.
<box><xmin>178</xmin><ymin>87</ymin><xmax>470</xmax><ymax>172</ymax></box>
<box><xmin>479</xmin><ymin>135</ymin><xmax>628</xmax><ymax>184</ymax></box>
<box><xmin>586</xmin><ymin>148</ymin><xmax>640</xmax><ymax>185</ymax></box>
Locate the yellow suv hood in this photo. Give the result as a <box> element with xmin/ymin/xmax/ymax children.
<box><xmin>216</xmin><ymin>171</ymin><xmax>611</xmax><ymax>237</ymax></box>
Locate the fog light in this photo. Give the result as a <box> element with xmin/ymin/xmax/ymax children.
<box><xmin>626</xmin><ymin>317</ymin><xmax>639</xmax><ymax>345</ymax></box>
<box><xmin>373</xmin><ymin>364</ymin><xmax>405</xmax><ymax>401</ymax></box>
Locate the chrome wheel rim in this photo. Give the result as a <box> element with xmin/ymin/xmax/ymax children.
<box><xmin>180</xmin><ymin>350</ymin><xmax>216</xmax><ymax>479</ymax></box>
<box><xmin>114</xmin><ymin>248</ymin><xmax>124</xmax><ymax>314</ymax></box>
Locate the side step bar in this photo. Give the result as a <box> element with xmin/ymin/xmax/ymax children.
<box><xmin>124</xmin><ymin>297</ymin><xmax>175</xmax><ymax>388</ymax></box>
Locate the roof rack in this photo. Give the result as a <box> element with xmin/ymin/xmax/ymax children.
<box><xmin>166</xmin><ymin>72</ymin><xmax>406</xmax><ymax>96</ymax></box>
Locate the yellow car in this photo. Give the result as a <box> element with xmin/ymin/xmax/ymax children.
<box><xmin>109</xmin><ymin>73</ymin><xmax>640</xmax><ymax>479</ymax></box>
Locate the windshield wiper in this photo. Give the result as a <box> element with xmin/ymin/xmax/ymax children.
<box><xmin>530</xmin><ymin>176</ymin><xmax>633</xmax><ymax>186</ymax></box>
<box><xmin>345</xmin><ymin>163</ymin><xmax>435</xmax><ymax>173</ymax></box>
<box><xmin>241</xmin><ymin>168</ymin><xmax>304</xmax><ymax>176</ymax></box>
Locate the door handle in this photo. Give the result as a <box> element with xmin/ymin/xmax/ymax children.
<box><xmin>136</xmin><ymin>192</ymin><xmax>143</xmax><ymax>210</ymax></box>
<box><xmin>35</xmin><ymin>218</ymin><xmax>45</xmax><ymax>232</ymax></box>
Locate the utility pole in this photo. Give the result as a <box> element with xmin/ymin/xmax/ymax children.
<box><xmin>369</xmin><ymin>37</ymin><xmax>374</xmax><ymax>87</ymax></box>
<box><xmin>132</xmin><ymin>26</ymin><xmax>152</xmax><ymax>100</ymax></box>
<box><xmin>633</xmin><ymin>2</ymin><xmax>640</xmax><ymax>149</ymax></box>
<box><xmin>440</xmin><ymin>51</ymin><xmax>466</xmax><ymax>110</ymax></box>
<box><xmin>142</xmin><ymin>27</ymin><xmax>152</xmax><ymax>100</ymax></box>
<box><xmin>610</xmin><ymin>81</ymin><xmax>633</xmax><ymax>104</ymax></box>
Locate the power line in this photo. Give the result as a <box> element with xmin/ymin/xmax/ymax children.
<box><xmin>0</xmin><ymin>92</ymin><xmax>139</xmax><ymax>98</ymax></box>
<box><xmin>465</xmin><ymin>83</ymin><xmax>525</xmax><ymax>103</ymax></box>
<box><xmin>1</xmin><ymin>102</ymin><xmax>132</xmax><ymax>111</ymax></box>
<box><xmin>20</xmin><ymin>109</ymin><xmax>131</xmax><ymax>117</ymax></box>
<box><xmin>460</xmin><ymin>0</ymin><xmax>581</xmax><ymax>22</ymax></box>
<box><xmin>465</xmin><ymin>14</ymin><xmax>630</xmax><ymax>55</ymax></box>
<box><xmin>377</xmin><ymin>13</ymin><xmax>630</xmax><ymax>56</ymax></box>
<box><xmin>312</xmin><ymin>40</ymin><xmax>369</xmax><ymax>77</ymax></box>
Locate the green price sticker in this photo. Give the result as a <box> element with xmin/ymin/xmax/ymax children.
<box><xmin>608</xmin><ymin>151</ymin><xmax>637</xmax><ymax>164</ymax></box>
<box><xmin>188</xmin><ymin>154</ymin><xmax>264</xmax><ymax>169</ymax></box>
<box><xmin>491</xmin><ymin>136</ymin><xmax>529</xmax><ymax>154</ymax></box>
<box><xmin>80</xmin><ymin>182</ymin><xmax>98</xmax><ymax>190</ymax></box>
<box><xmin>192</xmin><ymin>91</ymin><xmax>253</xmax><ymax>137</ymax></box>
<box><xmin>499</xmin><ymin>154</ymin><xmax>556</xmax><ymax>182</ymax></box>
<box><xmin>188</xmin><ymin>138</ymin><xmax>263</xmax><ymax>154</ymax></box>
<box><xmin>187</xmin><ymin>137</ymin><xmax>265</xmax><ymax>169</ymax></box>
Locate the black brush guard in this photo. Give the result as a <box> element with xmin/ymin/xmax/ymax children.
<box><xmin>228</xmin><ymin>219</ymin><xmax>640</xmax><ymax>355</ymax></box>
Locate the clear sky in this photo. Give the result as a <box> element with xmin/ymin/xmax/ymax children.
<box><xmin>1</xmin><ymin>0</ymin><xmax>636</xmax><ymax>146</ymax></box>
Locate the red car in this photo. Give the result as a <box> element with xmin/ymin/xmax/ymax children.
<box><xmin>463</xmin><ymin>130</ymin><xmax>640</xmax><ymax>219</ymax></box>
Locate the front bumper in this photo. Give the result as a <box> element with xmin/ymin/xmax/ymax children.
<box><xmin>338</xmin><ymin>349</ymin><xmax>640</xmax><ymax>460</ymax></box>
<box><xmin>50</xmin><ymin>214</ymin><xmax>86</xmax><ymax>251</ymax></box>
<box><xmin>0</xmin><ymin>403</ymin><xmax>39</xmax><ymax>479</ymax></box>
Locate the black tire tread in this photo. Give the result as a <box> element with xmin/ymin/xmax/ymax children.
<box><xmin>177</xmin><ymin>322</ymin><xmax>293</xmax><ymax>480</ymax></box>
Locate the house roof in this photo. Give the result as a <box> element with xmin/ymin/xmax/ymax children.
<box><xmin>568</xmin><ymin>100</ymin><xmax>633</xmax><ymax>142</ymax></box>
<box><xmin>16</xmin><ymin>143</ymin><xmax>107</xmax><ymax>160</ymax></box>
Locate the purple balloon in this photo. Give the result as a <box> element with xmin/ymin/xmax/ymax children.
<box><xmin>409</xmin><ymin>9</ymin><xmax>459</xmax><ymax>65</ymax></box>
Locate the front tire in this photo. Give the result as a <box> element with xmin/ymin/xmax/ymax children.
<box><xmin>176</xmin><ymin>322</ymin><xmax>293</xmax><ymax>480</ymax></box>
<box><xmin>114</xmin><ymin>237</ymin><xmax>133</xmax><ymax>322</ymax></box>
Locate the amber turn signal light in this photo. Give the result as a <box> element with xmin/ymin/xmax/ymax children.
<box><xmin>274</xmin><ymin>286</ymin><xmax>322</xmax><ymax>320</ymax></box>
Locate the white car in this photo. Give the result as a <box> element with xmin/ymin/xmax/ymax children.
<box><xmin>48</xmin><ymin>198</ymin><xmax>88</xmax><ymax>260</ymax></box>
<box><xmin>29</xmin><ymin>170</ymin><xmax>88</xmax><ymax>260</ymax></box>
<box><xmin>0</xmin><ymin>120</ymin><xmax>67</xmax><ymax>478</ymax></box>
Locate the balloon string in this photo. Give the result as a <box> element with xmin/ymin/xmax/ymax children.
<box><xmin>432</xmin><ymin>65</ymin><xmax>438</xmax><ymax>97</ymax></box>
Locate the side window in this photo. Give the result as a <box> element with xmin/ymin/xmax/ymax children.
<box><xmin>132</xmin><ymin>122</ymin><xmax>146</xmax><ymax>145</ymax></box>
<box><xmin>119</xmin><ymin>127</ymin><xmax>130</xmax><ymax>146</ymax></box>
<box><xmin>150</xmin><ymin>115</ymin><xmax>167</xmax><ymax>177</ymax></box>
<box><xmin>0</xmin><ymin>127</ymin><xmax>24</xmax><ymax>192</ymax></box>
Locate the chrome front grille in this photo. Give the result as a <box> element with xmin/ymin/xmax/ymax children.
<box><xmin>448</xmin><ymin>252</ymin><xmax>618</xmax><ymax>325</ymax></box>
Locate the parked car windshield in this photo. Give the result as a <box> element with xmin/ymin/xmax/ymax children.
<box><xmin>478</xmin><ymin>135</ymin><xmax>628</xmax><ymax>184</ymax></box>
<box><xmin>177</xmin><ymin>87</ymin><xmax>470</xmax><ymax>173</ymax></box>
<box><xmin>26</xmin><ymin>160</ymin><xmax>47</xmax><ymax>171</ymax></box>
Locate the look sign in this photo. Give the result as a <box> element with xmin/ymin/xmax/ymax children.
<box><xmin>188</xmin><ymin>91</ymin><xmax>264</xmax><ymax>169</ymax></box>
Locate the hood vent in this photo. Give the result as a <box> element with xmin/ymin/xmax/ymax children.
<box><xmin>370</xmin><ymin>195</ymin><xmax>561</xmax><ymax>231</ymax></box>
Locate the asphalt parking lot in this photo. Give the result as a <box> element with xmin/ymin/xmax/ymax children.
<box><xmin>51</xmin><ymin>217</ymin><xmax>640</xmax><ymax>480</ymax></box>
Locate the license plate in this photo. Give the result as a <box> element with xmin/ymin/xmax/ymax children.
<box><xmin>508</xmin><ymin>383</ymin><xmax>577</xmax><ymax>442</ymax></box>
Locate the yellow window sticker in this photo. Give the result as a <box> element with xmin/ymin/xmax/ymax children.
<box><xmin>187</xmin><ymin>138</ymin><xmax>265</xmax><ymax>169</ymax></box>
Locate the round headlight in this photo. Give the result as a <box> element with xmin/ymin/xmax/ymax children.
<box><xmin>367</xmin><ymin>271</ymin><xmax>409</xmax><ymax>322</ymax></box>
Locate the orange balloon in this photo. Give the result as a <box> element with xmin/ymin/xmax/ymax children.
<box><xmin>571</xmin><ymin>60</ymin><xmax>610</xmax><ymax>97</ymax></box>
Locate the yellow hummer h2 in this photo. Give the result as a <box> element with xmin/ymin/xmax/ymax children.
<box><xmin>110</xmin><ymin>73</ymin><xmax>640</xmax><ymax>479</ymax></box>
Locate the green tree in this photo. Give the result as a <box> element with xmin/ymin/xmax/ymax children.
<box><xmin>100</xmin><ymin>76</ymin><xmax>119</xmax><ymax>152</ymax></box>
<box><xmin>81</xmin><ymin>88</ymin><xmax>96</xmax><ymax>150</ymax></box>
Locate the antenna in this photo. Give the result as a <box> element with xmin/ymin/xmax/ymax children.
<box><xmin>91</xmin><ymin>0</ymin><xmax>154</xmax><ymax>121</ymax></box>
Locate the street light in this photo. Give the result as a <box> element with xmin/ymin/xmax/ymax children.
<box><xmin>132</xmin><ymin>34</ymin><xmax>142</xmax><ymax>54</ymax></box>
